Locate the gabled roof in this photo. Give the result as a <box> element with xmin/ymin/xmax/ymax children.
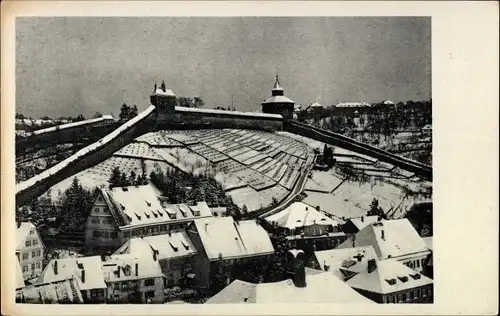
<box><xmin>422</xmin><ymin>236</ymin><xmax>433</xmax><ymax>250</ymax></box>
<box><xmin>346</xmin><ymin>216</ymin><xmax>380</xmax><ymax>232</ymax></box>
<box><xmin>154</xmin><ymin>88</ymin><xmax>176</xmax><ymax>97</ymax></box>
<box><xmin>114</xmin><ymin>232</ymin><xmax>197</xmax><ymax>260</ymax></box>
<box><xmin>16</xmin><ymin>277</ymin><xmax>84</xmax><ymax>304</ymax></box>
<box><xmin>346</xmin><ymin>259</ymin><xmax>433</xmax><ymax>294</ymax></box>
<box><xmin>102</xmin><ymin>253</ymin><xmax>164</xmax><ymax>282</ymax></box>
<box><xmin>191</xmin><ymin>217</ymin><xmax>274</xmax><ymax>261</ymax></box>
<box><xmin>16</xmin><ymin>222</ymin><xmax>43</xmax><ymax>250</ymax></box>
<box><xmin>206</xmin><ymin>269</ymin><xmax>375</xmax><ymax>304</ymax></box>
<box><xmin>36</xmin><ymin>256</ymin><xmax>106</xmax><ymax>290</ymax></box>
<box><xmin>102</xmin><ymin>184</ymin><xmax>213</xmax><ymax>229</ymax></box>
<box><xmin>337</xmin><ymin>219</ymin><xmax>430</xmax><ymax>259</ymax></box>
<box><xmin>264</xmin><ymin>202</ymin><xmax>338</xmax><ymax>230</ymax></box>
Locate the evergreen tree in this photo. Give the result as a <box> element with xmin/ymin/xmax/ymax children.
<box><xmin>130</xmin><ymin>170</ymin><xmax>137</xmax><ymax>185</ymax></box>
<box><xmin>119</xmin><ymin>103</ymin><xmax>130</xmax><ymax>121</ymax></box>
<box><xmin>109</xmin><ymin>167</ymin><xmax>122</xmax><ymax>188</ymax></box>
<box><xmin>130</xmin><ymin>105</ymin><xmax>139</xmax><ymax>117</ymax></box>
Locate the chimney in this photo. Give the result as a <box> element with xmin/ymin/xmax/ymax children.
<box><xmin>323</xmin><ymin>261</ymin><xmax>330</xmax><ymax>271</ymax></box>
<box><xmin>381</xmin><ymin>230</ymin><xmax>385</xmax><ymax>240</ymax></box>
<box><xmin>287</xmin><ymin>250</ymin><xmax>306</xmax><ymax>288</ymax></box>
<box><xmin>53</xmin><ymin>260</ymin><xmax>58</xmax><ymax>275</ymax></box>
<box><xmin>135</xmin><ymin>263</ymin><xmax>139</xmax><ymax>276</ymax></box>
<box><xmin>81</xmin><ymin>269</ymin><xmax>86</xmax><ymax>283</ymax></box>
<box><xmin>367</xmin><ymin>259</ymin><xmax>377</xmax><ymax>273</ymax></box>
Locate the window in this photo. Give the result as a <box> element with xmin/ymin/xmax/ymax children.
<box><xmin>413</xmin><ymin>290</ymin><xmax>419</xmax><ymax>299</ymax></box>
<box><xmin>95</xmin><ymin>207</ymin><xmax>100</xmax><ymax>213</ymax></box>
<box><xmin>145</xmin><ymin>291</ymin><xmax>155</xmax><ymax>300</ymax></box>
<box><xmin>121</xmin><ymin>282</ymin><xmax>128</xmax><ymax>290</ymax></box>
<box><xmin>29</xmin><ymin>229</ymin><xmax>35</xmax><ymax>235</ymax></box>
<box><xmin>405</xmin><ymin>292</ymin><xmax>410</xmax><ymax>301</ymax></box>
<box><xmin>93</xmin><ymin>231</ymin><xmax>101</xmax><ymax>238</ymax></box>
<box><xmin>421</xmin><ymin>288</ymin><xmax>427</xmax><ymax>297</ymax></box>
<box><xmin>110</xmin><ymin>232</ymin><xmax>118</xmax><ymax>239</ymax></box>
<box><xmin>33</xmin><ymin>239</ymin><xmax>38</xmax><ymax>246</ymax></box>
<box><xmin>387</xmin><ymin>295</ymin><xmax>393</xmax><ymax>303</ymax></box>
<box><xmin>416</xmin><ymin>260</ymin><xmax>420</xmax><ymax>268</ymax></box>
<box><xmin>160</xmin><ymin>225</ymin><xmax>166</xmax><ymax>232</ymax></box>
<box><xmin>36</xmin><ymin>262</ymin><xmax>40</xmax><ymax>269</ymax></box>
<box><xmin>397</xmin><ymin>294</ymin><xmax>402</xmax><ymax>302</ymax></box>
<box><xmin>22</xmin><ymin>253</ymin><xmax>28</xmax><ymax>260</ymax></box>
<box><xmin>32</xmin><ymin>251</ymin><xmax>36</xmax><ymax>258</ymax></box>
<box><xmin>428</xmin><ymin>288</ymin><xmax>432</xmax><ymax>297</ymax></box>
<box><xmin>144</xmin><ymin>278</ymin><xmax>155</xmax><ymax>287</ymax></box>
<box><xmin>153</xmin><ymin>226</ymin><xmax>158</xmax><ymax>233</ymax></box>
<box><xmin>25</xmin><ymin>240</ymin><xmax>31</xmax><ymax>247</ymax></box>
<box><xmin>22</xmin><ymin>266</ymin><xmax>28</xmax><ymax>272</ymax></box>
<box><xmin>421</xmin><ymin>258</ymin><xmax>426</xmax><ymax>267</ymax></box>
<box><xmin>31</xmin><ymin>263</ymin><xmax>35</xmax><ymax>271</ymax></box>
<box><xmin>124</xmin><ymin>231</ymin><xmax>130</xmax><ymax>238</ymax></box>
<box><xmin>114</xmin><ymin>283</ymin><xmax>120</xmax><ymax>290</ymax></box>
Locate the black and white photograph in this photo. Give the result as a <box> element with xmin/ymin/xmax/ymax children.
<box><xmin>3</xmin><ymin>2</ymin><xmax>498</xmax><ymax>313</ymax></box>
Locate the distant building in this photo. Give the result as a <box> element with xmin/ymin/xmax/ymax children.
<box><xmin>16</xmin><ymin>277</ymin><xmax>84</xmax><ymax>304</ymax></box>
<box><xmin>261</xmin><ymin>73</ymin><xmax>295</xmax><ymax>119</ymax></box>
<box><xmin>186</xmin><ymin>217</ymin><xmax>275</xmax><ymax>293</ymax></box>
<box><xmin>84</xmin><ymin>183</ymin><xmax>213</xmax><ymax>256</ymax></box>
<box><xmin>102</xmin><ymin>253</ymin><xmax>165</xmax><ymax>304</ymax></box>
<box><xmin>36</xmin><ymin>256</ymin><xmax>107</xmax><ymax>303</ymax></box>
<box><xmin>206</xmin><ymin>249</ymin><xmax>374</xmax><ymax>304</ymax></box>
<box><xmin>332</xmin><ymin>102</ymin><xmax>372</xmax><ymax>116</ymax></box>
<box><xmin>114</xmin><ymin>232</ymin><xmax>197</xmax><ymax>288</ymax></box>
<box><xmin>16</xmin><ymin>222</ymin><xmax>45</xmax><ymax>281</ymax></box>
<box><xmin>336</xmin><ymin>219</ymin><xmax>431</xmax><ymax>273</ymax></box>
<box><xmin>263</xmin><ymin>202</ymin><xmax>347</xmax><ymax>252</ymax></box>
<box><xmin>150</xmin><ymin>80</ymin><xmax>177</xmax><ymax>121</ymax></box>
<box><xmin>345</xmin><ymin>258</ymin><xmax>433</xmax><ymax>303</ymax></box>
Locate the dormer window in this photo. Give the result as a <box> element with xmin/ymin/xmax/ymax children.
<box><xmin>145</xmin><ymin>200</ymin><xmax>151</xmax><ymax>207</ymax></box>
<box><xmin>134</xmin><ymin>212</ymin><xmax>141</xmax><ymax>221</ymax></box>
<box><xmin>144</xmin><ymin>212</ymin><xmax>150</xmax><ymax>219</ymax></box>
<box><xmin>120</xmin><ymin>203</ymin><xmax>126</xmax><ymax>210</ymax></box>
<box><xmin>169</xmin><ymin>242</ymin><xmax>178</xmax><ymax>252</ymax></box>
<box><xmin>397</xmin><ymin>276</ymin><xmax>409</xmax><ymax>283</ymax></box>
<box><xmin>410</xmin><ymin>273</ymin><xmax>421</xmax><ymax>280</ymax></box>
<box><xmin>385</xmin><ymin>278</ymin><xmax>397</xmax><ymax>285</ymax></box>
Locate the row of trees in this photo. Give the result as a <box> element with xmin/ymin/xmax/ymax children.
<box><xmin>108</xmin><ymin>166</ymin><xmax>148</xmax><ymax>188</ymax></box>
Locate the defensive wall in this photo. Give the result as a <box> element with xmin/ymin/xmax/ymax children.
<box><xmin>16</xmin><ymin>106</ymin><xmax>156</xmax><ymax>207</ymax></box>
<box><xmin>284</xmin><ymin>120</ymin><xmax>433</xmax><ymax>181</ymax></box>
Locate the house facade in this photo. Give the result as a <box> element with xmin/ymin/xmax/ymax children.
<box><xmin>16</xmin><ymin>222</ymin><xmax>45</xmax><ymax>280</ymax></box>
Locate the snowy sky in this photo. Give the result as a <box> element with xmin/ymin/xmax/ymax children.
<box><xmin>16</xmin><ymin>17</ymin><xmax>431</xmax><ymax>118</ymax></box>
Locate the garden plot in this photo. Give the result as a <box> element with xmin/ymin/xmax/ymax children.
<box><xmin>114</xmin><ymin>143</ymin><xmax>163</xmax><ymax>161</ymax></box>
<box><xmin>279</xmin><ymin>168</ymin><xmax>299</xmax><ymax>190</ymax></box>
<box><xmin>228</xmin><ymin>186</ymin><xmax>287</xmax><ymax>213</ymax></box>
<box><xmin>372</xmin><ymin>160</ymin><xmax>395</xmax><ymax>170</ymax></box>
<box><xmin>331</xmin><ymin>147</ymin><xmax>377</xmax><ymax>163</ymax></box>
<box><xmin>213</xmin><ymin>172</ymin><xmax>246</xmax><ymax>191</ymax></box>
<box><xmin>243</xmin><ymin>153</ymin><xmax>268</xmax><ymax>166</ymax></box>
<box><xmin>136</xmin><ymin>132</ymin><xmax>183</xmax><ymax>147</ymax></box>
<box><xmin>259</xmin><ymin>185</ymin><xmax>289</xmax><ymax>205</ymax></box>
<box><xmin>250</xmin><ymin>157</ymin><xmax>273</xmax><ymax>170</ymax></box>
<box><xmin>215</xmin><ymin>159</ymin><xmax>247</xmax><ymax>173</ymax></box>
<box><xmin>333</xmin><ymin>155</ymin><xmax>374</xmax><ymax>165</ymax></box>
<box><xmin>232</xmin><ymin>148</ymin><xmax>262</xmax><ymax>163</ymax></box>
<box><xmin>234</xmin><ymin>169</ymin><xmax>275</xmax><ymax>191</ymax></box>
<box><xmin>266</xmin><ymin>163</ymin><xmax>288</xmax><ymax>182</ymax></box>
<box><xmin>188</xmin><ymin>143</ymin><xmax>228</xmax><ymax>163</ymax></box>
<box><xmin>166</xmin><ymin>133</ymin><xmax>199</xmax><ymax>146</ymax></box>
<box><xmin>384</xmin><ymin>178</ymin><xmax>430</xmax><ymax>195</ymax></box>
<box><xmin>361</xmin><ymin>170</ymin><xmax>396</xmax><ymax>178</ymax></box>
<box><xmin>391</xmin><ymin>167</ymin><xmax>415</xmax><ymax>178</ymax></box>
<box><xmin>153</xmin><ymin>147</ymin><xmax>212</xmax><ymax>175</ymax></box>
<box><xmin>305</xmin><ymin>171</ymin><xmax>344</xmax><ymax>193</ymax></box>
<box><xmin>256</xmin><ymin>159</ymin><xmax>277</xmax><ymax>173</ymax></box>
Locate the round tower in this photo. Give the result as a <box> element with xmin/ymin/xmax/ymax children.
<box><xmin>261</xmin><ymin>72</ymin><xmax>295</xmax><ymax>119</ymax></box>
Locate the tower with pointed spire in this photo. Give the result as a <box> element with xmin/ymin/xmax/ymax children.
<box><xmin>262</xmin><ymin>71</ymin><xmax>295</xmax><ymax>119</ymax></box>
<box><xmin>150</xmin><ymin>80</ymin><xmax>176</xmax><ymax>121</ymax></box>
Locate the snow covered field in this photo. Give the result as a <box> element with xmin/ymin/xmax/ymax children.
<box><xmin>305</xmin><ymin>171</ymin><xmax>344</xmax><ymax>192</ymax></box>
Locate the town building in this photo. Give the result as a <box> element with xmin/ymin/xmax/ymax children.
<box><xmin>102</xmin><ymin>253</ymin><xmax>165</xmax><ymax>303</ymax></box>
<box><xmin>84</xmin><ymin>183</ymin><xmax>213</xmax><ymax>255</ymax></box>
<box><xmin>307</xmin><ymin>245</ymin><xmax>379</xmax><ymax>281</ymax></box>
<box><xmin>186</xmin><ymin>217</ymin><xmax>275</xmax><ymax>293</ymax></box>
<box><xmin>206</xmin><ymin>249</ymin><xmax>374</xmax><ymax>304</ymax></box>
<box><xmin>113</xmin><ymin>232</ymin><xmax>197</xmax><ymax>288</ymax></box>
<box><xmin>16</xmin><ymin>222</ymin><xmax>45</xmax><ymax>281</ymax></box>
<box><xmin>341</xmin><ymin>215</ymin><xmax>380</xmax><ymax>235</ymax></box>
<box><xmin>261</xmin><ymin>73</ymin><xmax>295</xmax><ymax>119</ymax></box>
<box><xmin>263</xmin><ymin>202</ymin><xmax>347</xmax><ymax>252</ymax></box>
<box><xmin>36</xmin><ymin>256</ymin><xmax>107</xmax><ymax>303</ymax></box>
<box><xmin>150</xmin><ymin>80</ymin><xmax>177</xmax><ymax>122</ymax></box>
<box><xmin>345</xmin><ymin>258</ymin><xmax>433</xmax><ymax>303</ymax></box>
<box><xmin>336</xmin><ymin>219</ymin><xmax>431</xmax><ymax>273</ymax></box>
<box><xmin>16</xmin><ymin>277</ymin><xmax>84</xmax><ymax>304</ymax></box>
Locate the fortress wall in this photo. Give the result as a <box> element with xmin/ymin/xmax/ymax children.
<box><xmin>16</xmin><ymin>106</ymin><xmax>156</xmax><ymax>207</ymax></box>
<box><xmin>285</xmin><ymin>121</ymin><xmax>432</xmax><ymax>181</ymax></box>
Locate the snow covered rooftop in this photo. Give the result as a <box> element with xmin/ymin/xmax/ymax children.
<box><xmin>264</xmin><ymin>202</ymin><xmax>338</xmax><ymax>230</ymax></box>
<box><xmin>346</xmin><ymin>215</ymin><xmax>380</xmax><ymax>232</ymax></box>
<box><xmin>102</xmin><ymin>253</ymin><xmax>164</xmax><ymax>282</ymax></box>
<box><xmin>32</xmin><ymin>115</ymin><xmax>114</xmax><ymax>136</ymax></box>
<box><xmin>346</xmin><ymin>259</ymin><xmax>433</xmax><ymax>294</ymax></box>
<box><xmin>16</xmin><ymin>106</ymin><xmax>155</xmax><ymax>195</ymax></box>
<box><xmin>206</xmin><ymin>269</ymin><xmax>375</xmax><ymax>304</ymax></box>
<box><xmin>36</xmin><ymin>256</ymin><xmax>106</xmax><ymax>291</ymax></box>
<box><xmin>335</xmin><ymin>102</ymin><xmax>371</xmax><ymax>108</ymax></box>
<box><xmin>422</xmin><ymin>236</ymin><xmax>433</xmax><ymax>251</ymax></box>
<box><xmin>175</xmin><ymin>106</ymin><xmax>283</xmax><ymax>119</ymax></box>
<box><xmin>114</xmin><ymin>232</ymin><xmax>197</xmax><ymax>260</ymax></box>
<box><xmin>312</xmin><ymin>246</ymin><xmax>378</xmax><ymax>280</ymax></box>
<box><xmin>191</xmin><ymin>217</ymin><xmax>274</xmax><ymax>261</ymax></box>
<box><xmin>337</xmin><ymin>219</ymin><xmax>430</xmax><ymax>260</ymax></box>
<box><xmin>16</xmin><ymin>277</ymin><xmax>84</xmax><ymax>304</ymax></box>
<box><xmin>154</xmin><ymin>88</ymin><xmax>176</xmax><ymax>97</ymax></box>
<box><xmin>262</xmin><ymin>95</ymin><xmax>295</xmax><ymax>105</ymax></box>
<box><xmin>103</xmin><ymin>184</ymin><xmax>213</xmax><ymax>229</ymax></box>
<box><xmin>16</xmin><ymin>222</ymin><xmax>39</xmax><ymax>250</ymax></box>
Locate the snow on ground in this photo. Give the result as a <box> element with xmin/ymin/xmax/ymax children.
<box><xmin>305</xmin><ymin>171</ymin><xmax>344</xmax><ymax>192</ymax></box>
<box><xmin>227</xmin><ymin>185</ymin><xmax>288</xmax><ymax>213</ymax></box>
<box><xmin>153</xmin><ymin>147</ymin><xmax>213</xmax><ymax>175</ymax></box>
